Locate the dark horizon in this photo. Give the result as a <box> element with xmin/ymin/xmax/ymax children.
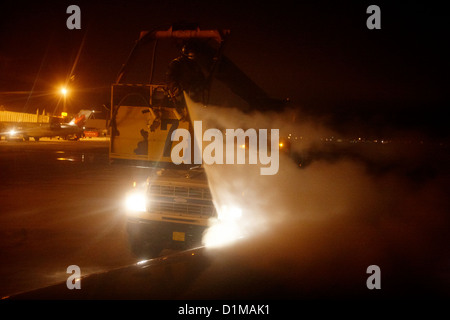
<box><xmin>0</xmin><ymin>0</ymin><xmax>448</xmax><ymax>138</ymax></box>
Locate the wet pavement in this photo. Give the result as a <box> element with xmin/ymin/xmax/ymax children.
<box><xmin>0</xmin><ymin>139</ymin><xmax>142</xmax><ymax>297</ymax></box>
<box><xmin>1</xmin><ymin>138</ymin><xmax>449</xmax><ymax>300</ymax></box>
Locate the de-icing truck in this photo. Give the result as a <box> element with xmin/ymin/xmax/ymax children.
<box><xmin>110</xmin><ymin>25</ymin><xmax>284</xmax><ymax>258</ymax></box>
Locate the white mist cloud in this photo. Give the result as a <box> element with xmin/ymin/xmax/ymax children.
<box><xmin>184</xmin><ymin>97</ymin><xmax>450</xmax><ymax>298</ymax></box>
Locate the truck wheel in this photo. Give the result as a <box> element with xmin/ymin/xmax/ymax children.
<box><xmin>34</xmin><ymin>137</ymin><xmax>40</xmax><ymax>142</ymax></box>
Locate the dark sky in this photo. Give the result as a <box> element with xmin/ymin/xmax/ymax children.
<box><xmin>0</xmin><ymin>0</ymin><xmax>448</xmax><ymax>137</ymax></box>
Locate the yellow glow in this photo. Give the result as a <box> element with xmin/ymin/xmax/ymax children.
<box><xmin>61</xmin><ymin>112</ymin><xmax>68</xmax><ymax>117</ymax></box>
<box><xmin>60</xmin><ymin>87</ymin><xmax>68</xmax><ymax>96</ymax></box>
<box><xmin>56</xmin><ymin>157</ymin><xmax>75</xmax><ymax>162</ymax></box>
<box><xmin>203</xmin><ymin>222</ymin><xmax>242</xmax><ymax>248</ymax></box>
<box><xmin>203</xmin><ymin>205</ymin><xmax>244</xmax><ymax>248</ymax></box>
<box><xmin>124</xmin><ymin>191</ymin><xmax>147</xmax><ymax>212</ymax></box>
<box><xmin>279</xmin><ymin>142</ymin><xmax>284</xmax><ymax>147</ymax></box>
<box><xmin>218</xmin><ymin>205</ymin><xmax>242</xmax><ymax>222</ymax></box>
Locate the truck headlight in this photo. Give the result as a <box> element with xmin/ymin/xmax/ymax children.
<box><xmin>124</xmin><ymin>191</ymin><xmax>147</xmax><ymax>212</ymax></box>
<box><xmin>203</xmin><ymin>222</ymin><xmax>242</xmax><ymax>248</ymax></box>
<box><xmin>218</xmin><ymin>205</ymin><xmax>242</xmax><ymax>222</ymax></box>
<box><xmin>203</xmin><ymin>205</ymin><xmax>244</xmax><ymax>248</ymax></box>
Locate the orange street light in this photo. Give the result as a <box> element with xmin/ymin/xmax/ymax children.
<box><xmin>60</xmin><ymin>87</ymin><xmax>69</xmax><ymax>113</ymax></box>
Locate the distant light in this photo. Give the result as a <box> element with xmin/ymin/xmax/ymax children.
<box><xmin>61</xmin><ymin>112</ymin><xmax>68</xmax><ymax>117</ymax></box>
<box><xmin>8</xmin><ymin>129</ymin><xmax>16</xmax><ymax>136</ymax></box>
<box><xmin>56</xmin><ymin>157</ymin><xmax>75</xmax><ymax>162</ymax></box>
<box><xmin>279</xmin><ymin>142</ymin><xmax>284</xmax><ymax>147</ymax></box>
<box><xmin>61</xmin><ymin>87</ymin><xmax>68</xmax><ymax>95</ymax></box>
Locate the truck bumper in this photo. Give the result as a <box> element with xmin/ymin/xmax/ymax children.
<box><xmin>126</xmin><ymin>217</ymin><xmax>207</xmax><ymax>254</ymax></box>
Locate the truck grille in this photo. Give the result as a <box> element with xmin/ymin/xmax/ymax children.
<box><xmin>148</xmin><ymin>184</ymin><xmax>216</xmax><ymax>218</ymax></box>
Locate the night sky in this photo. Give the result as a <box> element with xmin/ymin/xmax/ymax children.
<box><xmin>0</xmin><ymin>0</ymin><xmax>448</xmax><ymax>137</ymax></box>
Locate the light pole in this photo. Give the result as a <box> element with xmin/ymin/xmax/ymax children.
<box><xmin>60</xmin><ymin>87</ymin><xmax>68</xmax><ymax>113</ymax></box>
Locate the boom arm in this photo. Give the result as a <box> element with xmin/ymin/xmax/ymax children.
<box><xmin>116</xmin><ymin>27</ymin><xmax>230</xmax><ymax>84</ymax></box>
<box><xmin>116</xmin><ymin>26</ymin><xmax>284</xmax><ymax>112</ymax></box>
